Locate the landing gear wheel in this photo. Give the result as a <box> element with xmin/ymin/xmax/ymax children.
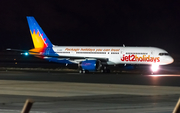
<box><xmin>79</xmin><ymin>70</ymin><xmax>89</xmax><ymax>74</ymax></box>
<box><xmin>82</xmin><ymin>70</ymin><xmax>86</xmax><ymax>74</ymax></box>
<box><xmin>100</xmin><ymin>68</ymin><xmax>110</xmax><ymax>73</ymax></box>
<box><xmin>100</xmin><ymin>69</ymin><xmax>105</xmax><ymax>73</ymax></box>
<box><xmin>79</xmin><ymin>70</ymin><xmax>82</xmax><ymax>74</ymax></box>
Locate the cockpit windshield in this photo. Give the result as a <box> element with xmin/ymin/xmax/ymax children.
<box><xmin>159</xmin><ymin>53</ymin><xmax>169</xmax><ymax>56</ymax></box>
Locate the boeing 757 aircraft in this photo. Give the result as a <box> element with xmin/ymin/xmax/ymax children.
<box><xmin>7</xmin><ymin>16</ymin><xmax>174</xmax><ymax>73</ymax></box>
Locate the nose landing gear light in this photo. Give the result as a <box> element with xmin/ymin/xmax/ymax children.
<box><xmin>151</xmin><ymin>64</ymin><xmax>159</xmax><ymax>74</ymax></box>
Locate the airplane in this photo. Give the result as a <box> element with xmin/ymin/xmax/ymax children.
<box><xmin>7</xmin><ymin>16</ymin><xmax>174</xmax><ymax>74</ymax></box>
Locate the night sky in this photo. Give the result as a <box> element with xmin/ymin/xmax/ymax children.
<box><xmin>1</xmin><ymin>0</ymin><xmax>180</xmax><ymax>55</ymax></box>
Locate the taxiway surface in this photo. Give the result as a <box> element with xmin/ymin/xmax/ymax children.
<box><xmin>0</xmin><ymin>71</ymin><xmax>180</xmax><ymax>113</ymax></box>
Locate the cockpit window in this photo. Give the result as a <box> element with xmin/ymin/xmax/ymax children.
<box><xmin>159</xmin><ymin>53</ymin><xmax>169</xmax><ymax>56</ymax></box>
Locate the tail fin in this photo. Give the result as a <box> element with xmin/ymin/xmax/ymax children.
<box><xmin>26</xmin><ymin>16</ymin><xmax>53</xmax><ymax>48</ymax></box>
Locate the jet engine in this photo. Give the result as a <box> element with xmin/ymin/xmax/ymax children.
<box><xmin>79</xmin><ymin>60</ymin><xmax>101</xmax><ymax>73</ymax></box>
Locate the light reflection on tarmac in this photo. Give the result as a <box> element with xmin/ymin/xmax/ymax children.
<box><xmin>149</xmin><ymin>74</ymin><xmax>180</xmax><ymax>77</ymax></box>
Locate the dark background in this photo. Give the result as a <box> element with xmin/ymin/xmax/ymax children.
<box><xmin>0</xmin><ymin>0</ymin><xmax>180</xmax><ymax>68</ymax></box>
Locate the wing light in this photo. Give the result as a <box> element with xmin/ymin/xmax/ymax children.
<box><xmin>24</xmin><ymin>52</ymin><xmax>29</xmax><ymax>56</ymax></box>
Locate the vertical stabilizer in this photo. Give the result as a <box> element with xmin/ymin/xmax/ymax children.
<box><xmin>26</xmin><ymin>16</ymin><xmax>53</xmax><ymax>48</ymax></box>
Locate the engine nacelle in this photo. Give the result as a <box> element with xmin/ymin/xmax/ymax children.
<box><xmin>79</xmin><ymin>60</ymin><xmax>101</xmax><ymax>71</ymax></box>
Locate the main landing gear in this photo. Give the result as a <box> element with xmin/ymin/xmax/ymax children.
<box><xmin>79</xmin><ymin>70</ymin><xmax>89</xmax><ymax>74</ymax></box>
<box><xmin>79</xmin><ymin>66</ymin><xmax>110</xmax><ymax>74</ymax></box>
<box><xmin>99</xmin><ymin>66</ymin><xmax>110</xmax><ymax>73</ymax></box>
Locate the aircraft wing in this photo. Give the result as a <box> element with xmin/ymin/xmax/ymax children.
<box><xmin>43</xmin><ymin>55</ymin><xmax>109</xmax><ymax>64</ymax></box>
<box><xmin>6</xmin><ymin>48</ymin><xmax>109</xmax><ymax>63</ymax></box>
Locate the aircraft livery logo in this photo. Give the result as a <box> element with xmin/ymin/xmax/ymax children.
<box><xmin>30</xmin><ymin>30</ymin><xmax>48</xmax><ymax>49</ymax></box>
<box><xmin>121</xmin><ymin>54</ymin><xmax>160</xmax><ymax>63</ymax></box>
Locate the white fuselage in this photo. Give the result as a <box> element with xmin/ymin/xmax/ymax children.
<box><xmin>51</xmin><ymin>46</ymin><xmax>174</xmax><ymax>65</ymax></box>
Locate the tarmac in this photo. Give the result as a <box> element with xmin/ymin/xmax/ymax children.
<box><xmin>0</xmin><ymin>71</ymin><xmax>180</xmax><ymax>113</ymax></box>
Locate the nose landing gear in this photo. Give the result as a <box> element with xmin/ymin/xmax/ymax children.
<box><xmin>151</xmin><ymin>64</ymin><xmax>159</xmax><ymax>74</ymax></box>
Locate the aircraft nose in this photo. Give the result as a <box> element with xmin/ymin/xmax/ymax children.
<box><xmin>168</xmin><ymin>56</ymin><xmax>174</xmax><ymax>64</ymax></box>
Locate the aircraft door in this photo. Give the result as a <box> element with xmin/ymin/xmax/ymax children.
<box><xmin>151</xmin><ymin>50</ymin><xmax>154</xmax><ymax>57</ymax></box>
<box><xmin>120</xmin><ymin>48</ymin><xmax>124</xmax><ymax>61</ymax></box>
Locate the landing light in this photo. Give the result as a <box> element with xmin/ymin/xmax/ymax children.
<box><xmin>151</xmin><ymin>64</ymin><xmax>159</xmax><ymax>72</ymax></box>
